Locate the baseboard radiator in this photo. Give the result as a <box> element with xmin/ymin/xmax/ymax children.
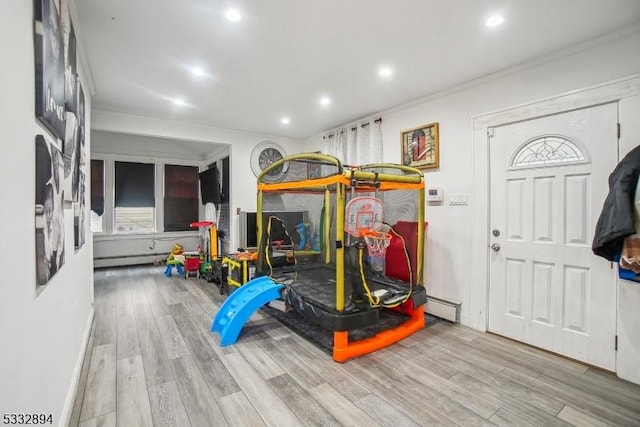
<box><xmin>425</xmin><ymin>295</ymin><xmax>460</xmax><ymax>323</ymax></box>
<box><xmin>94</xmin><ymin>253</ymin><xmax>167</xmax><ymax>268</ymax></box>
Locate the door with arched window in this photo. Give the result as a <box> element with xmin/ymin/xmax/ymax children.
<box><xmin>488</xmin><ymin>103</ymin><xmax>618</xmax><ymax>370</ymax></box>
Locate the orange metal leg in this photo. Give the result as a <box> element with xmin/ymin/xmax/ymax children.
<box><xmin>332</xmin><ymin>305</ymin><xmax>425</xmax><ymax>363</ymax></box>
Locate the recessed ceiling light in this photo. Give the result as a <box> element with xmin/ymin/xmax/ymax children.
<box><xmin>281</xmin><ymin>117</ymin><xmax>290</xmax><ymax>125</ymax></box>
<box><xmin>172</xmin><ymin>98</ymin><xmax>186</xmax><ymax>106</ymax></box>
<box><xmin>191</xmin><ymin>67</ymin><xmax>205</xmax><ymax>76</ymax></box>
<box><xmin>486</xmin><ymin>14</ymin><xmax>504</xmax><ymax>27</ymax></box>
<box><xmin>319</xmin><ymin>97</ymin><xmax>331</xmax><ymax>106</ymax></box>
<box><xmin>379</xmin><ymin>67</ymin><xmax>393</xmax><ymax>78</ymax></box>
<box><xmin>225</xmin><ymin>8</ymin><xmax>241</xmax><ymax>22</ymax></box>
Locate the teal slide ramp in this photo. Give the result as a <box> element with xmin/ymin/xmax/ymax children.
<box><xmin>211</xmin><ymin>276</ymin><xmax>284</xmax><ymax>346</ymax></box>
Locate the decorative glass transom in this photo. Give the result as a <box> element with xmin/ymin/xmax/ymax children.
<box><xmin>510</xmin><ymin>135</ymin><xmax>586</xmax><ymax>169</ymax></box>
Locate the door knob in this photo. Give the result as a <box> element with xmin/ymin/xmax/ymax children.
<box><xmin>491</xmin><ymin>243</ymin><xmax>501</xmax><ymax>252</ymax></box>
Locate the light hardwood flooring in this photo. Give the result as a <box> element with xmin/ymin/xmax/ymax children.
<box><xmin>69</xmin><ymin>266</ymin><xmax>640</xmax><ymax>426</ymax></box>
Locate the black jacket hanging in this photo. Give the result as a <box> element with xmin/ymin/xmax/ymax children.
<box><xmin>592</xmin><ymin>145</ymin><xmax>640</xmax><ymax>261</ymax></box>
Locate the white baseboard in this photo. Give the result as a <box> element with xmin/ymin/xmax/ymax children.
<box><xmin>59</xmin><ymin>306</ymin><xmax>94</xmax><ymax>427</ymax></box>
<box><xmin>425</xmin><ymin>295</ymin><xmax>460</xmax><ymax>323</ymax></box>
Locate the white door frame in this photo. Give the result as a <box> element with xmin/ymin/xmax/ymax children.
<box><xmin>470</xmin><ymin>74</ymin><xmax>640</xmax><ymax>332</ymax></box>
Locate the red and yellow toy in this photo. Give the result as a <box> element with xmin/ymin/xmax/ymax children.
<box><xmin>183</xmin><ymin>245</ymin><xmax>203</xmax><ymax>279</ymax></box>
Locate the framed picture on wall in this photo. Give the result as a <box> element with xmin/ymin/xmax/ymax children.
<box><xmin>307</xmin><ymin>152</ymin><xmax>322</xmax><ymax>179</ymax></box>
<box><xmin>307</xmin><ymin>162</ymin><xmax>321</xmax><ymax>179</ymax></box>
<box><xmin>35</xmin><ymin>134</ymin><xmax>65</xmax><ymax>288</ymax></box>
<box><xmin>61</xmin><ymin>0</ymin><xmax>78</xmax><ymax>114</ymax></box>
<box><xmin>72</xmin><ymin>81</ymin><xmax>86</xmax><ymax>203</ymax></box>
<box><xmin>74</xmin><ymin>169</ymin><xmax>86</xmax><ymax>249</ymax></box>
<box><xmin>401</xmin><ymin>122</ymin><xmax>439</xmax><ymax>170</ymax></box>
<box><xmin>34</xmin><ymin>0</ymin><xmax>66</xmax><ymax>141</ymax></box>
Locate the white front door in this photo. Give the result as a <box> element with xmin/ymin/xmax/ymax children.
<box><xmin>488</xmin><ymin>103</ymin><xmax>618</xmax><ymax>370</ymax></box>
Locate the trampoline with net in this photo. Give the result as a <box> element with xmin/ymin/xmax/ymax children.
<box><xmin>253</xmin><ymin>152</ymin><xmax>427</xmax><ymax>362</ymax></box>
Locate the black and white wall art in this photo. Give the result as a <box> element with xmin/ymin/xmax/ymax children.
<box><xmin>61</xmin><ymin>0</ymin><xmax>78</xmax><ymax>203</ymax></box>
<box><xmin>63</xmin><ymin>111</ymin><xmax>78</xmax><ymax>203</ymax></box>
<box><xmin>35</xmin><ymin>135</ymin><xmax>65</xmax><ymax>288</ymax></box>
<box><xmin>34</xmin><ymin>0</ymin><xmax>66</xmax><ymax>141</ymax></box>
<box><xmin>62</xmin><ymin>0</ymin><xmax>77</xmax><ymax>115</ymax></box>
<box><xmin>72</xmin><ymin>81</ymin><xmax>86</xmax><ymax>203</ymax></box>
<box><xmin>34</xmin><ymin>0</ymin><xmax>88</xmax><ymax>271</ymax></box>
<box><xmin>74</xmin><ymin>170</ymin><xmax>86</xmax><ymax>249</ymax></box>
<box><xmin>73</xmin><ymin>81</ymin><xmax>87</xmax><ymax>248</ymax></box>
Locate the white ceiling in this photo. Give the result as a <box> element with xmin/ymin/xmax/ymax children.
<box><xmin>76</xmin><ymin>0</ymin><xmax>640</xmax><ymax>141</ymax></box>
<box><xmin>91</xmin><ymin>130</ymin><xmax>228</xmax><ymax>161</ymax></box>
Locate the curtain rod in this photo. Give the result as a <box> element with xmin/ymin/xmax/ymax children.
<box><xmin>324</xmin><ymin>117</ymin><xmax>382</xmax><ymax>138</ymax></box>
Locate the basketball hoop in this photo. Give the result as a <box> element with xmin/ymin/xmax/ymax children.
<box><xmin>345</xmin><ymin>196</ymin><xmax>384</xmax><ymax>237</ymax></box>
<box><xmin>363</xmin><ymin>230</ymin><xmax>392</xmax><ymax>258</ymax></box>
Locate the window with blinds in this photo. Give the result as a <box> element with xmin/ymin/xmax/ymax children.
<box><xmin>114</xmin><ymin>161</ymin><xmax>155</xmax><ymax>233</ymax></box>
<box><xmin>164</xmin><ymin>164</ymin><xmax>199</xmax><ymax>232</ymax></box>
<box><xmin>90</xmin><ymin>159</ymin><xmax>104</xmax><ymax>233</ymax></box>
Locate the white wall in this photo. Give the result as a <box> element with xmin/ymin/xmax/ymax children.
<box><xmin>309</xmin><ymin>27</ymin><xmax>640</xmax><ymax>327</ymax></box>
<box><xmin>91</xmin><ymin>111</ymin><xmax>305</xmax><ymax>252</ymax></box>
<box><xmin>0</xmin><ymin>0</ymin><xmax>94</xmax><ymax>423</ymax></box>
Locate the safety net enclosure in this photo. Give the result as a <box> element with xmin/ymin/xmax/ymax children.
<box><xmin>256</xmin><ymin>152</ymin><xmax>427</xmax><ymax>362</ymax></box>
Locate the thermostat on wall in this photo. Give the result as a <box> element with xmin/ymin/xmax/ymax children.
<box><xmin>427</xmin><ymin>187</ymin><xmax>443</xmax><ymax>202</ymax></box>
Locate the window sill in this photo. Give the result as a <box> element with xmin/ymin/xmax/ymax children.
<box><xmin>94</xmin><ymin>230</ymin><xmax>199</xmax><ymax>242</ymax></box>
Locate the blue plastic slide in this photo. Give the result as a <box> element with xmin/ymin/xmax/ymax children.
<box><xmin>211</xmin><ymin>276</ymin><xmax>284</xmax><ymax>346</ymax></box>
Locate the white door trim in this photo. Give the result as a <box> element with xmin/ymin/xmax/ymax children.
<box><xmin>470</xmin><ymin>74</ymin><xmax>640</xmax><ymax>332</ymax></box>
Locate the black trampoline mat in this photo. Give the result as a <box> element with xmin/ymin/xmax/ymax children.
<box><xmin>282</xmin><ymin>264</ymin><xmax>418</xmax><ymax>313</ymax></box>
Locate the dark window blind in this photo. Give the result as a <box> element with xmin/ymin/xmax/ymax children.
<box><xmin>115</xmin><ymin>161</ymin><xmax>155</xmax><ymax>207</ymax></box>
<box><xmin>91</xmin><ymin>159</ymin><xmax>104</xmax><ymax>216</ymax></box>
<box><xmin>164</xmin><ymin>164</ymin><xmax>199</xmax><ymax>231</ymax></box>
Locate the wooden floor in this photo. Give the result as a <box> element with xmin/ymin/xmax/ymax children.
<box><xmin>69</xmin><ymin>266</ymin><xmax>640</xmax><ymax>427</ymax></box>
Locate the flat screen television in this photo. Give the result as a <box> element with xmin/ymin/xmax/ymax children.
<box><xmin>238</xmin><ymin>210</ymin><xmax>307</xmax><ymax>250</ymax></box>
<box><xmin>199</xmin><ymin>166</ymin><xmax>222</xmax><ymax>204</ymax></box>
